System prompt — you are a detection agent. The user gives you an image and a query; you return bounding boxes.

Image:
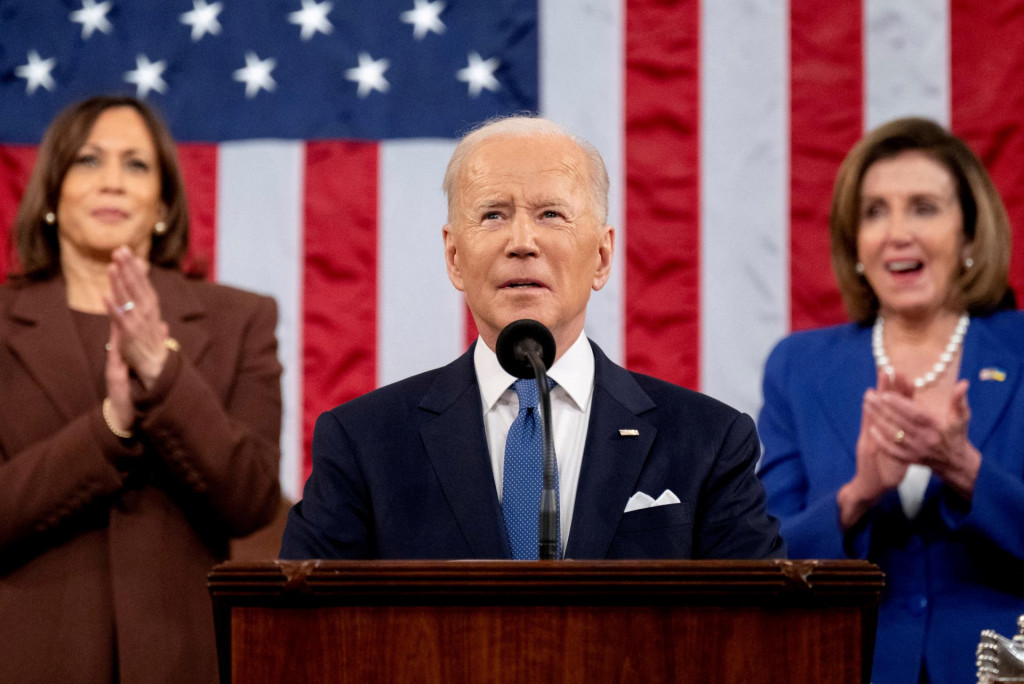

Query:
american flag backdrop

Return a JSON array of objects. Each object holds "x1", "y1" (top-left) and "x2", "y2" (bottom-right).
[{"x1": 1, "y1": 0, "x2": 1023, "y2": 501}]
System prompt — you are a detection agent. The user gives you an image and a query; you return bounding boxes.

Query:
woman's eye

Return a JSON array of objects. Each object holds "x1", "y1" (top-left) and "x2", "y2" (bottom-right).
[
  {"x1": 127, "y1": 158, "x2": 151, "y2": 172},
  {"x1": 74, "y1": 154, "x2": 100, "y2": 167},
  {"x1": 913, "y1": 201, "x2": 937, "y2": 216},
  {"x1": 862, "y1": 202, "x2": 884, "y2": 219}
]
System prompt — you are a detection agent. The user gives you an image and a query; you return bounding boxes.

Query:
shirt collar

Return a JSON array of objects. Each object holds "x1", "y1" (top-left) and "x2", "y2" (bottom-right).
[{"x1": 474, "y1": 330, "x2": 595, "y2": 413}]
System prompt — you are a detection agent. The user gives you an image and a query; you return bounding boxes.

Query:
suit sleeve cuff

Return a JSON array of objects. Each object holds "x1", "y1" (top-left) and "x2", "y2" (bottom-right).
[
  {"x1": 88, "y1": 406, "x2": 145, "y2": 466},
  {"x1": 131, "y1": 345, "x2": 182, "y2": 411}
]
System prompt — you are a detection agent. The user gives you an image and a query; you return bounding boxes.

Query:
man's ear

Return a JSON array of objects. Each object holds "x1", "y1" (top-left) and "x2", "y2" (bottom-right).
[
  {"x1": 443, "y1": 225, "x2": 465, "y2": 292},
  {"x1": 592, "y1": 225, "x2": 615, "y2": 291}
]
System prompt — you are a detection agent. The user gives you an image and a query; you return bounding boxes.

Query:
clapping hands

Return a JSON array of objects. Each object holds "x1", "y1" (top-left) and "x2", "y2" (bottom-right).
[
  {"x1": 102, "y1": 246, "x2": 171, "y2": 435},
  {"x1": 864, "y1": 371, "x2": 979, "y2": 500},
  {"x1": 839, "y1": 370, "x2": 980, "y2": 528}
]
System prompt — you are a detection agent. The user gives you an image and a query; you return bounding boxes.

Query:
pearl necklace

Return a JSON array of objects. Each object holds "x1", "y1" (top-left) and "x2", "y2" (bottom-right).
[{"x1": 872, "y1": 314, "x2": 970, "y2": 390}]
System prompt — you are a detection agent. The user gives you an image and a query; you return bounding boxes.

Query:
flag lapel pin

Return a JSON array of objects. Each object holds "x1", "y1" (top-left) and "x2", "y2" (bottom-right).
[{"x1": 979, "y1": 368, "x2": 1007, "y2": 382}]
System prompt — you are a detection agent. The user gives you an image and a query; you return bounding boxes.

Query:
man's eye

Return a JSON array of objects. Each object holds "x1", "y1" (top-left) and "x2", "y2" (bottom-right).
[
  {"x1": 542, "y1": 210, "x2": 561, "y2": 219},
  {"x1": 483, "y1": 212, "x2": 502, "y2": 220}
]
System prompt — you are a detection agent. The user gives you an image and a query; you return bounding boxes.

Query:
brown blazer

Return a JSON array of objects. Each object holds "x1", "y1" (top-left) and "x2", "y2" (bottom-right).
[{"x1": 0, "y1": 268, "x2": 282, "y2": 684}]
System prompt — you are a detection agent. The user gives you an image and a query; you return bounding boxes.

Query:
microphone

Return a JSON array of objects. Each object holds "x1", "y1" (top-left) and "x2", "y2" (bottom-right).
[
  {"x1": 495, "y1": 318, "x2": 556, "y2": 379},
  {"x1": 495, "y1": 319, "x2": 559, "y2": 560}
]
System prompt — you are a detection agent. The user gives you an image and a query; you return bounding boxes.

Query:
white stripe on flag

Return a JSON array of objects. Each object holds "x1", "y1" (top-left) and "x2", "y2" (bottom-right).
[
  {"x1": 378, "y1": 140, "x2": 463, "y2": 386},
  {"x1": 865, "y1": 0, "x2": 951, "y2": 128},
  {"x1": 540, "y1": 0, "x2": 625, "y2": 364},
  {"x1": 700, "y1": 0, "x2": 789, "y2": 417},
  {"x1": 216, "y1": 141, "x2": 305, "y2": 501}
]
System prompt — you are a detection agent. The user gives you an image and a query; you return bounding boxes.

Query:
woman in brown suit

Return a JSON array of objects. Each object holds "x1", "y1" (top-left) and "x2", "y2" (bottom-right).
[{"x1": 0, "y1": 96, "x2": 281, "y2": 683}]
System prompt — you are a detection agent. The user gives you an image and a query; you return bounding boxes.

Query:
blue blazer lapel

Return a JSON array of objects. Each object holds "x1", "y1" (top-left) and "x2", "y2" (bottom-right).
[
  {"x1": 961, "y1": 317, "x2": 1022, "y2": 452},
  {"x1": 564, "y1": 342, "x2": 656, "y2": 559},
  {"x1": 418, "y1": 346, "x2": 510, "y2": 559},
  {"x1": 813, "y1": 325, "x2": 876, "y2": 464}
]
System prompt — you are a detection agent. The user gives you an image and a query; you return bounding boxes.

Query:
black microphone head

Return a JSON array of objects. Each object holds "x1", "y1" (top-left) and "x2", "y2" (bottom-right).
[{"x1": 495, "y1": 319, "x2": 556, "y2": 379}]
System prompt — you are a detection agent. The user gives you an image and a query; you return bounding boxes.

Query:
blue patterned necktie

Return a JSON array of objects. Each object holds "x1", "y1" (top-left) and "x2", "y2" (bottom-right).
[{"x1": 502, "y1": 377, "x2": 560, "y2": 560}]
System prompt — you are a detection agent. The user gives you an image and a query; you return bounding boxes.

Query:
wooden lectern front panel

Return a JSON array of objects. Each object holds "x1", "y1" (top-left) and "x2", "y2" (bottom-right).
[
  {"x1": 210, "y1": 560, "x2": 882, "y2": 684},
  {"x1": 230, "y1": 603, "x2": 863, "y2": 683}
]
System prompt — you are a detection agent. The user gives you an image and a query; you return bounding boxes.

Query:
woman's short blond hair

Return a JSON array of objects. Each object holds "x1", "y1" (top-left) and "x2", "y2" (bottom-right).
[{"x1": 830, "y1": 117, "x2": 1013, "y2": 323}]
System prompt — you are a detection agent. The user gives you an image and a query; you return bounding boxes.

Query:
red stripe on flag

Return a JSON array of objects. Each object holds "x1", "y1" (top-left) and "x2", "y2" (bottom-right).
[
  {"x1": 302, "y1": 141, "x2": 379, "y2": 481},
  {"x1": 176, "y1": 144, "x2": 218, "y2": 279},
  {"x1": 789, "y1": 0, "x2": 863, "y2": 330},
  {"x1": 950, "y1": 1, "x2": 1024, "y2": 302},
  {"x1": 0, "y1": 146, "x2": 37, "y2": 280},
  {"x1": 624, "y1": 0, "x2": 701, "y2": 389},
  {"x1": 464, "y1": 304, "x2": 478, "y2": 350}
]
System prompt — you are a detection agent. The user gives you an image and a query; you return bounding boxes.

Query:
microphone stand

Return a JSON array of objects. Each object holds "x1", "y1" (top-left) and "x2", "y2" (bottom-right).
[
  {"x1": 524, "y1": 351, "x2": 558, "y2": 561},
  {"x1": 496, "y1": 318, "x2": 560, "y2": 561}
]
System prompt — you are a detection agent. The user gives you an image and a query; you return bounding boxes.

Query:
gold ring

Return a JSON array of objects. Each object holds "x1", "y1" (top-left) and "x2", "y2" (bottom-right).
[{"x1": 894, "y1": 429, "x2": 905, "y2": 445}]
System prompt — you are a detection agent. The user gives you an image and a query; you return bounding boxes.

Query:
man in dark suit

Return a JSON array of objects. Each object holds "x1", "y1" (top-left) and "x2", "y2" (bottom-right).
[{"x1": 280, "y1": 116, "x2": 783, "y2": 560}]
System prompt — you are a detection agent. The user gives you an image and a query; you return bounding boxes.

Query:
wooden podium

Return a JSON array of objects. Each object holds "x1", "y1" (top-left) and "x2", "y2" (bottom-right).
[{"x1": 208, "y1": 559, "x2": 882, "y2": 684}]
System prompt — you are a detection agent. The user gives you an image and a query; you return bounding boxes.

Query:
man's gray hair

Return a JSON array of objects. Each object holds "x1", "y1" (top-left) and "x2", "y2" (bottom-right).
[{"x1": 442, "y1": 115, "x2": 610, "y2": 224}]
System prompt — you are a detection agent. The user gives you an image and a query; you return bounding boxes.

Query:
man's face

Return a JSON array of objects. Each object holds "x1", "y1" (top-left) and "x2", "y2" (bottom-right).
[{"x1": 443, "y1": 134, "x2": 614, "y2": 356}]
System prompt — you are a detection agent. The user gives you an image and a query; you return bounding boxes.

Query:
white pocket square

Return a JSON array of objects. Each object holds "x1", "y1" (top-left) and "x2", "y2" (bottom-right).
[{"x1": 623, "y1": 489, "x2": 681, "y2": 513}]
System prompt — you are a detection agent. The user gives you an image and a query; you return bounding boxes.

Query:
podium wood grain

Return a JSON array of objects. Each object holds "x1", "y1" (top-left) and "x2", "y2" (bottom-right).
[{"x1": 208, "y1": 560, "x2": 882, "y2": 684}]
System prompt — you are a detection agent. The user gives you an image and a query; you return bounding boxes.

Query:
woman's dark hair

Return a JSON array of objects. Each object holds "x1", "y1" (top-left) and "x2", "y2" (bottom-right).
[{"x1": 11, "y1": 95, "x2": 190, "y2": 278}]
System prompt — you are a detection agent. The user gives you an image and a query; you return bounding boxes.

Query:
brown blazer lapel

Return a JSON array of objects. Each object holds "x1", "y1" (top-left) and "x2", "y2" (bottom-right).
[
  {"x1": 5, "y1": 270, "x2": 213, "y2": 423},
  {"x1": 149, "y1": 268, "x2": 211, "y2": 368},
  {"x1": 5, "y1": 277, "x2": 99, "y2": 421}
]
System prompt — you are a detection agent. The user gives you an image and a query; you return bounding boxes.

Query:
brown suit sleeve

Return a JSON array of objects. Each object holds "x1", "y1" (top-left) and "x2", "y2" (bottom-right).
[
  {"x1": 132, "y1": 293, "x2": 282, "y2": 537},
  {"x1": 0, "y1": 409, "x2": 141, "y2": 553}
]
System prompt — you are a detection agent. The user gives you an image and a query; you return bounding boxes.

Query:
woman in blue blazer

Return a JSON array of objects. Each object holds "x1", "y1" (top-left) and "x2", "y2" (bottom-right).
[{"x1": 758, "y1": 118, "x2": 1024, "y2": 684}]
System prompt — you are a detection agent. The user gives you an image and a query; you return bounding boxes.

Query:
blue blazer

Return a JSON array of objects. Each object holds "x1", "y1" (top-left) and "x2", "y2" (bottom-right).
[
  {"x1": 282, "y1": 340, "x2": 783, "y2": 561},
  {"x1": 758, "y1": 311, "x2": 1024, "y2": 684}
]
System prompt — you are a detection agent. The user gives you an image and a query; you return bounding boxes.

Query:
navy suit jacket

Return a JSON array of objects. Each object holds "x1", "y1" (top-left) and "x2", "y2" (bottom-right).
[
  {"x1": 758, "y1": 311, "x2": 1024, "y2": 684},
  {"x1": 282, "y1": 340, "x2": 783, "y2": 560}
]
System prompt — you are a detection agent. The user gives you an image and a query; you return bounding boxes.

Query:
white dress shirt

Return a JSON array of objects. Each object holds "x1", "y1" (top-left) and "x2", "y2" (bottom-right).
[
  {"x1": 474, "y1": 332, "x2": 595, "y2": 550},
  {"x1": 898, "y1": 464, "x2": 932, "y2": 519}
]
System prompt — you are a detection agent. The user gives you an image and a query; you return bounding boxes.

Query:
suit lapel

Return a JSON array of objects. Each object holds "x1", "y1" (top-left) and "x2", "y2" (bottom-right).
[
  {"x1": 805, "y1": 318, "x2": 1019, "y2": 507},
  {"x1": 813, "y1": 325, "x2": 876, "y2": 464},
  {"x1": 6, "y1": 277, "x2": 99, "y2": 420},
  {"x1": 418, "y1": 347, "x2": 510, "y2": 558},
  {"x1": 4, "y1": 270, "x2": 212, "y2": 424},
  {"x1": 563, "y1": 343, "x2": 657, "y2": 559},
  {"x1": 961, "y1": 317, "x2": 1021, "y2": 452},
  {"x1": 149, "y1": 268, "x2": 210, "y2": 368}
]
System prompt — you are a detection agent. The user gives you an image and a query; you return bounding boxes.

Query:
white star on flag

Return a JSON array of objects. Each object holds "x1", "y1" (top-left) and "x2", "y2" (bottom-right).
[
  {"x1": 69, "y1": 0, "x2": 113, "y2": 40},
  {"x1": 345, "y1": 52, "x2": 390, "y2": 98},
  {"x1": 14, "y1": 51, "x2": 57, "y2": 95},
  {"x1": 288, "y1": 0, "x2": 333, "y2": 41},
  {"x1": 124, "y1": 55, "x2": 168, "y2": 98},
  {"x1": 233, "y1": 52, "x2": 277, "y2": 98},
  {"x1": 456, "y1": 52, "x2": 500, "y2": 97},
  {"x1": 180, "y1": 0, "x2": 223, "y2": 42},
  {"x1": 400, "y1": 0, "x2": 446, "y2": 40}
]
